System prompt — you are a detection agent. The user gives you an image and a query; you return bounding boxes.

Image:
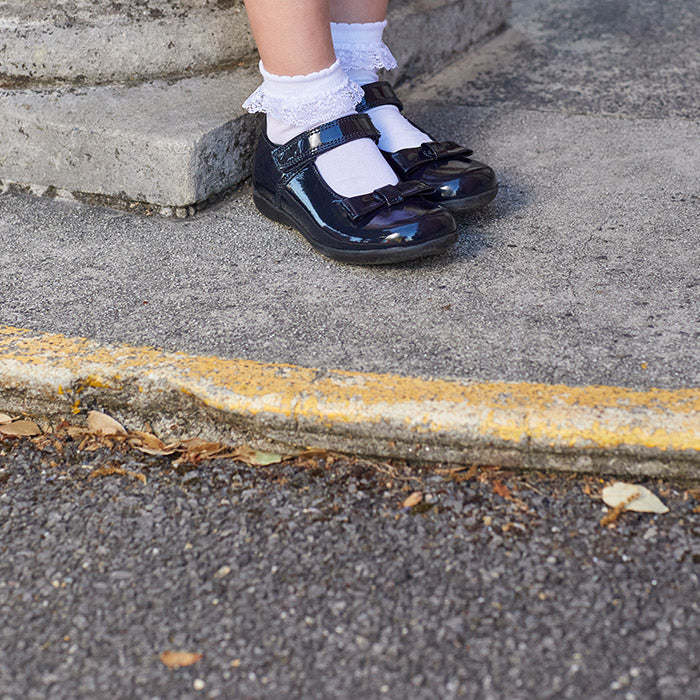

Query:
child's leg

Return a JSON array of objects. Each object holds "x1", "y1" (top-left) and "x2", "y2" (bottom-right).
[
  {"x1": 328, "y1": 0, "x2": 389, "y2": 22},
  {"x1": 328, "y1": 0, "x2": 499, "y2": 211},
  {"x1": 328, "y1": 1, "x2": 429, "y2": 152},
  {"x1": 240, "y1": 0, "x2": 458, "y2": 264},
  {"x1": 242, "y1": 0, "x2": 398, "y2": 198},
  {"x1": 243, "y1": 0, "x2": 335, "y2": 77}
]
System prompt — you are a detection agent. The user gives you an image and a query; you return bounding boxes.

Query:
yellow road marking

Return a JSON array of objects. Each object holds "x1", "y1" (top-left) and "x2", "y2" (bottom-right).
[{"x1": 1, "y1": 325, "x2": 698, "y2": 453}]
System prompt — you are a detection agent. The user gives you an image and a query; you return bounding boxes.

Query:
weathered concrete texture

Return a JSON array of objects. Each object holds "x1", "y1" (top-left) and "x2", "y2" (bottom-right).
[
  {"x1": 422, "y1": 0, "x2": 700, "y2": 120},
  {"x1": 0, "y1": 0, "x2": 510, "y2": 207},
  {"x1": 386, "y1": 0, "x2": 510, "y2": 83},
  {"x1": 0, "y1": 0, "x2": 509, "y2": 86},
  {"x1": 1, "y1": 327, "x2": 698, "y2": 478},
  {"x1": 0, "y1": 0, "x2": 255, "y2": 85},
  {"x1": 0, "y1": 68, "x2": 261, "y2": 208}
]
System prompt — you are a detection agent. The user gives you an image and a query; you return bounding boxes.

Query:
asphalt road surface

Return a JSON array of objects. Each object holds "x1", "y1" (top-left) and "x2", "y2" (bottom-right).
[{"x1": 1, "y1": 434, "x2": 698, "y2": 699}]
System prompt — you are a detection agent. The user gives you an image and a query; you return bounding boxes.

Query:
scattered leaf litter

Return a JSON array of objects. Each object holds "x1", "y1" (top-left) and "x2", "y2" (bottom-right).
[
  {"x1": 160, "y1": 651, "x2": 202, "y2": 668},
  {"x1": 402, "y1": 491, "x2": 423, "y2": 508},
  {"x1": 87, "y1": 411, "x2": 127, "y2": 436},
  {"x1": 602, "y1": 482, "x2": 669, "y2": 514},
  {"x1": 0, "y1": 419, "x2": 42, "y2": 436}
]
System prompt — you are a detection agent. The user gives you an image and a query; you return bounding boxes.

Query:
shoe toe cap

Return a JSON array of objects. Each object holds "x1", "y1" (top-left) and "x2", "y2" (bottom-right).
[
  {"x1": 365, "y1": 201, "x2": 456, "y2": 247},
  {"x1": 421, "y1": 159, "x2": 497, "y2": 202}
]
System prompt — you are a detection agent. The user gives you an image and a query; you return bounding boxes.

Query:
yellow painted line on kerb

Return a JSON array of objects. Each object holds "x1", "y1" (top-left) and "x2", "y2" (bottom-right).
[{"x1": 1, "y1": 325, "x2": 699, "y2": 454}]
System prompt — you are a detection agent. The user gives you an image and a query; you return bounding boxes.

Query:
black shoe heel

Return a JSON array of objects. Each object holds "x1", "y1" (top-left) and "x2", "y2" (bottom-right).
[{"x1": 253, "y1": 189, "x2": 295, "y2": 229}]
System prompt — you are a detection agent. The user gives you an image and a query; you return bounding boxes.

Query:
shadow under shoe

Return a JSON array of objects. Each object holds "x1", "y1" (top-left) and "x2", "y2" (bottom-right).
[{"x1": 251, "y1": 113, "x2": 457, "y2": 265}]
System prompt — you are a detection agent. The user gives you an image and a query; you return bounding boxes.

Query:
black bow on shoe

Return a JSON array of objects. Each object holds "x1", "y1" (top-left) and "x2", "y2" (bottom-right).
[
  {"x1": 388, "y1": 142, "x2": 474, "y2": 177},
  {"x1": 342, "y1": 180, "x2": 435, "y2": 221},
  {"x1": 356, "y1": 81, "x2": 498, "y2": 213}
]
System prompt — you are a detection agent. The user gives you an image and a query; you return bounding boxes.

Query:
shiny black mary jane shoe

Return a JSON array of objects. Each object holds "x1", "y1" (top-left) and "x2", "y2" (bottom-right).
[
  {"x1": 251, "y1": 113, "x2": 457, "y2": 265},
  {"x1": 357, "y1": 82, "x2": 499, "y2": 212}
]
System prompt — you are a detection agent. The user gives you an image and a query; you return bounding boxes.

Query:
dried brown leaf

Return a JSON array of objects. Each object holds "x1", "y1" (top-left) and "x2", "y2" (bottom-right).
[
  {"x1": 0, "y1": 413, "x2": 13, "y2": 425},
  {"x1": 0, "y1": 419, "x2": 42, "y2": 437},
  {"x1": 87, "y1": 411, "x2": 127, "y2": 436},
  {"x1": 66, "y1": 425, "x2": 90, "y2": 439},
  {"x1": 492, "y1": 479, "x2": 513, "y2": 500},
  {"x1": 600, "y1": 498, "x2": 633, "y2": 527},
  {"x1": 402, "y1": 491, "x2": 423, "y2": 508},
  {"x1": 602, "y1": 482, "x2": 669, "y2": 514},
  {"x1": 135, "y1": 444, "x2": 180, "y2": 456},
  {"x1": 129, "y1": 431, "x2": 180, "y2": 456},
  {"x1": 448, "y1": 464, "x2": 479, "y2": 483},
  {"x1": 180, "y1": 438, "x2": 226, "y2": 458},
  {"x1": 293, "y1": 448, "x2": 329, "y2": 460},
  {"x1": 436, "y1": 465, "x2": 468, "y2": 475},
  {"x1": 88, "y1": 465, "x2": 146, "y2": 484},
  {"x1": 231, "y1": 445, "x2": 287, "y2": 466},
  {"x1": 160, "y1": 651, "x2": 202, "y2": 669}
]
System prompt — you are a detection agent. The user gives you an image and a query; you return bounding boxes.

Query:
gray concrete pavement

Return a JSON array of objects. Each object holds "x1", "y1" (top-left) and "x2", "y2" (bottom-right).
[
  {"x1": 1, "y1": 107, "x2": 697, "y2": 390},
  {"x1": 1, "y1": 0, "x2": 699, "y2": 473},
  {"x1": 421, "y1": 0, "x2": 699, "y2": 120},
  {"x1": 0, "y1": 0, "x2": 254, "y2": 85}
]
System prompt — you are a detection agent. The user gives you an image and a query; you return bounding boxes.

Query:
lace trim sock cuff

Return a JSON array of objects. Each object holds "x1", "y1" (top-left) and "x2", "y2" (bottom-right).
[
  {"x1": 243, "y1": 59, "x2": 398, "y2": 198},
  {"x1": 330, "y1": 20, "x2": 398, "y2": 84},
  {"x1": 242, "y1": 59, "x2": 364, "y2": 128},
  {"x1": 331, "y1": 21, "x2": 429, "y2": 152}
]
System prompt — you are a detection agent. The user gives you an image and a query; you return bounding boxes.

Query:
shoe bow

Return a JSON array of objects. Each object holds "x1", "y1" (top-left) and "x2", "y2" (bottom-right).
[
  {"x1": 390, "y1": 141, "x2": 474, "y2": 176},
  {"x1": 342, "y1": 180, "x2": 435, "y2": 221}
]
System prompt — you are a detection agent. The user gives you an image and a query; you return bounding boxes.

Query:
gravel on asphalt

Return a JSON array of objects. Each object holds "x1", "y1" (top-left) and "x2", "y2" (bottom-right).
[{"x1": 1, "y1": 430, "x2": 698, "y2": 699}]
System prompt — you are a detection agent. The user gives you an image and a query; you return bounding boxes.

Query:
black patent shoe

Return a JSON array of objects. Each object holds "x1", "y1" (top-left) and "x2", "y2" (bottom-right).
[
  {"x1": 251, "y1": 113, "x2": 457, "y2": 265},
  {"x1": 357, "y1": 82, "x2": 499, "y2": 212}
]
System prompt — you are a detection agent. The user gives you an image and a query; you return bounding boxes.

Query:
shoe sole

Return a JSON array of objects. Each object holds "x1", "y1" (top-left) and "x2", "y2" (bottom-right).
[
  {"x1": 436, "y1": 185, "x2": 499, "y2": 213},
  {"x1": 253, "y1": 189, "x2": 457, "y2": 265}
]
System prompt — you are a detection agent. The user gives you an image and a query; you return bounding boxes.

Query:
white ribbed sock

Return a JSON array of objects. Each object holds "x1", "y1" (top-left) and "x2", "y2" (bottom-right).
[
  {"x1": 331, "y1": 21, "x2": 429, "y2": 153},
  {"x1": 243, "y1": 60, "x2": 398, "y2": 198}
]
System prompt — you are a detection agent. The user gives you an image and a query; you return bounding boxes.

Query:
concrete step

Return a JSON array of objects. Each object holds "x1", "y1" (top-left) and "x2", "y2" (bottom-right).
[
  {"x1": 387, "y1": 0, "x2": 512, "y2": 83},
  {"x1": 0, "y1": 0, "x2": 510, "y2": 209},
  {"x1": 0, "y1": 0, "x2": 255, "y2": 85},
  {"x1": 1, "y1": 68, "x2": 261, "y2": 211}
]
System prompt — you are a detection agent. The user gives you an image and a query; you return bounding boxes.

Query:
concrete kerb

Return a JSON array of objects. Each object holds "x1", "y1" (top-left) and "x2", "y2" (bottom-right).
[{"x1": 1, "y1": 326, "x2": 698, "y2": 479}]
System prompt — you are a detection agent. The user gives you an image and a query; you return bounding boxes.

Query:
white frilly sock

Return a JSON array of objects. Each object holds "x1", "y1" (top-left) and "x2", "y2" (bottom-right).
[
  {"x1": 243, "y1": 60, "x2": 398, "y2": 198},
  {"x1": 331, "y1": 20, "x2": 429, "y2": 153}
]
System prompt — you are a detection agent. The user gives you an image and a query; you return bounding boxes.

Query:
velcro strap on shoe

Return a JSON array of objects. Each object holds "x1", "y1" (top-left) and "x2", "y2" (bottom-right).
[
  {"x1": 385, "y1": 141, "x2": 473, "y2": 176},
  {"x1": 342, "y1": 180, "x2": 434, "y2": 221},
  {"x1": 356, "y1": 81, "x2": 404, "y2": 113},
  {"x1": 272, "y1": 114, "x2": 380, "y2": 174}
]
